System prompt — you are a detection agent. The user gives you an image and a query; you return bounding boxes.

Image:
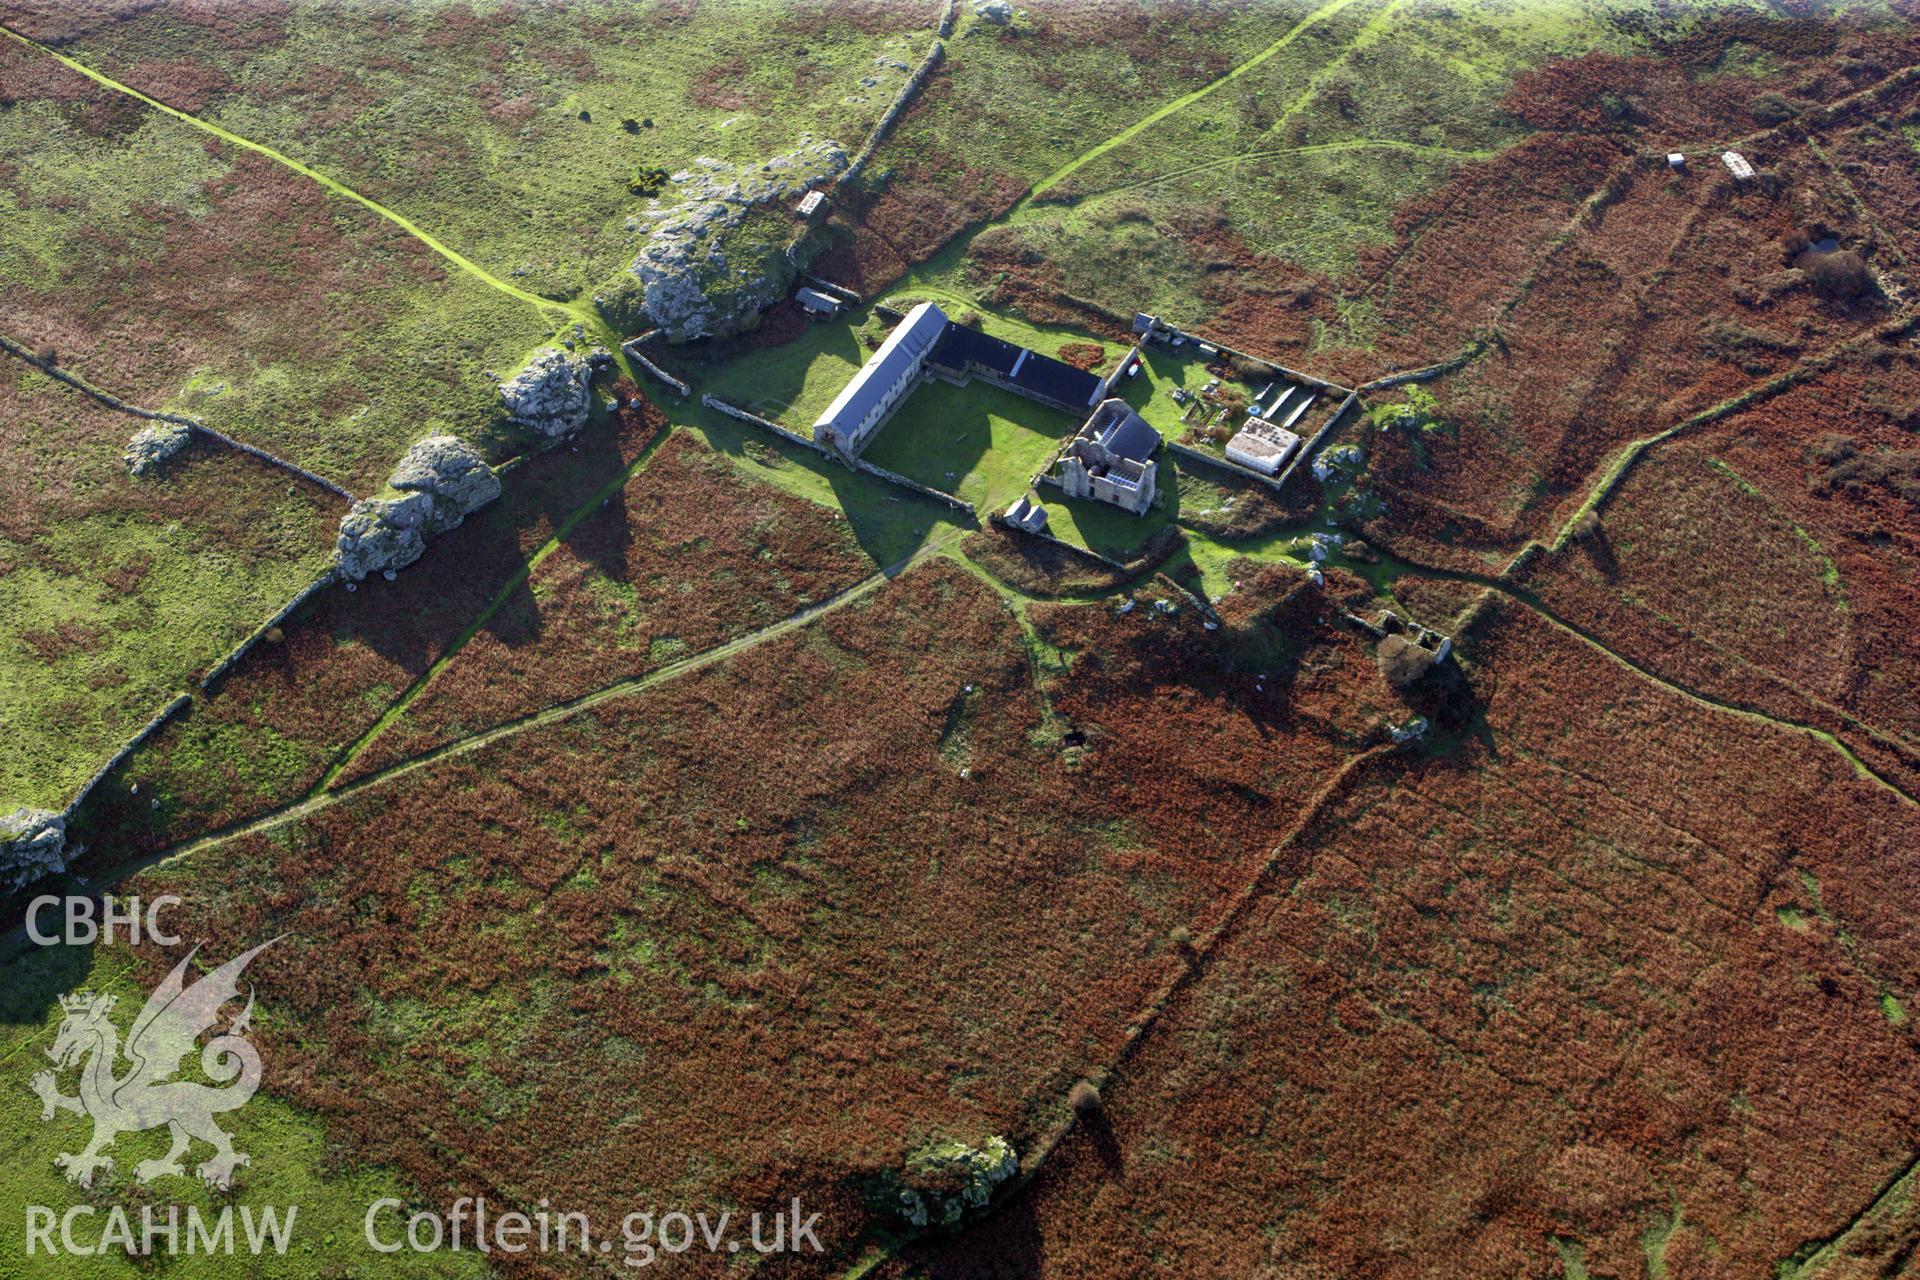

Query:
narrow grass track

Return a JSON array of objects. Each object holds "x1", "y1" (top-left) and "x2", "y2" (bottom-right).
[
  {"x1": 0, "y1": 21, "x2": 569, "y2": 323},
  {"x1": 1024, "y1": 0, "x2": 1373, "y2": 203}
]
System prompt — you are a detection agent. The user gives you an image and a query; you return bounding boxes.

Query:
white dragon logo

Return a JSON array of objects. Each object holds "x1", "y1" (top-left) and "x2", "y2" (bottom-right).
[{"x1": 30, "y1": 940, "x2": 277, "y2": 1190}]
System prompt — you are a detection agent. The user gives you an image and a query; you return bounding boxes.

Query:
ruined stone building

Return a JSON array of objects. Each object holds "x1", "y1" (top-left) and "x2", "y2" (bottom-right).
[{"x1": 1058, "y1": 398, "x2": 1160, "y2": 515}]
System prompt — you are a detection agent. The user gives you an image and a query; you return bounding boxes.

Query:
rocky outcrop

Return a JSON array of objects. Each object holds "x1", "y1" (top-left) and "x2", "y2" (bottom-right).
[
  {"x1": 1, "y1": 808, "x2": 67, "y2": 893},
  {"x1": 622, "y1": 141, "x2": 848, "y2": 342},
  {"x1": 335, "y1": 435, "x2": 506, "y2": 582},
  {"x1": 388, "y1": 436, "x2": 501, "y2": 534},
  {"x1": 123, "y1": 421, "x2": 194, "y2": 476},
  {"x1": 500, "y1": 347, "x2": 600, "y2": 439},
  {"x1": 886, "y1": 1136, "x2": 1018, "y2": 1229},
  {"x1": 1312, "y1": 441, "x2": 1366, "y2": 482},
  {"x1": 974, "y1": 0, "x2": 1013, "y2": 22},
  {"x1": 336, "y1": 491, "x2": 433, "y2": 582}
]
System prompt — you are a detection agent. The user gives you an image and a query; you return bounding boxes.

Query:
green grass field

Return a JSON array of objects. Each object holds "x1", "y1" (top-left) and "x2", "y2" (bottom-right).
[
  {"x1": 697, "y1": 286, "x2": 1140, "y2": 526},
  {"x1": 891, "y1": 0, "x2": 1824, "y2": 336},
  {"x1": 691, "y1": 282, "x2": 1356, "y2": 589},
  {"x1": 864, "y1": 375, "x2": 1075, "y2": 511},
  {"x1": 18, "y1": 1, "x2": 1905, "y2": 1271},
  {"x1": 0, "y1": 944, "x2": 488, "y2": 1279},
  {"x1": 1119, "y1": 346, "x2": 1232, "y2": 439},
  {"x1": 42, "y1": 0, "x2": 945, "y2": 304}
]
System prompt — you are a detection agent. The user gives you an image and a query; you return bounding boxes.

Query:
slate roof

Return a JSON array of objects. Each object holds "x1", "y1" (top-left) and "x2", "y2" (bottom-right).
[
  {"x1": 794, "y1": 286, "x2": 840, "y2": 313},
  {"x1": 930, "y1": 321, "x2": 1020, "y2": 377},
  {"x1": 929, "y1": 323, "x2": 1102, "y2": 410},
  {"x1": 1014, "y1": 350, "x2": 1102, "y2": 409},
  {"x1": 1088, "y1": 398, "x2": 1160, "y2": 463},
  {"x1": 812, "y1": 301, "x2": 946, "y2": 436}
]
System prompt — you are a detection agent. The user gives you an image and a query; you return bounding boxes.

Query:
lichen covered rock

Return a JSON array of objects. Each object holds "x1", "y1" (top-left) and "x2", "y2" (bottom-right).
[
  {"x1": 887, "y1": 1136, "x2": 1019, "y2": 1229},
  {"x1": 388, "y1": 435, "x2": 501, "y2": 534},
  {"x1": 620, "y1": 141, "x2": 847, "y2": 342},
  {"x1": 1, "y1": 807, "x2": 67, "y2": 893},
  {"x1": 1312, "y1": 442, "x2": 1367, "y2": 483},
  {"x1": 336, "y1": 490, "x2": 434, "y2": 582},
  {"x1": 123, "y1": 421, "x2": 194, "y2": 476},
  {"x1": 500, "y1": 348, "x2": 596, "y2": 439}
]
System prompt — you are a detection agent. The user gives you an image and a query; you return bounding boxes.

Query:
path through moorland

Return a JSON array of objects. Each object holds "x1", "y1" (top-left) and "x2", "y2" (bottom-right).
[
  {"x1": 10, "y1": 0, "x2": 1919, "y2": 934},
  {"x1": 1021, "y1": 0, "x2": 1374, "y2": 204},
  {"x1": 0, "y1": 22, "x2": 567, "y2": 323}
]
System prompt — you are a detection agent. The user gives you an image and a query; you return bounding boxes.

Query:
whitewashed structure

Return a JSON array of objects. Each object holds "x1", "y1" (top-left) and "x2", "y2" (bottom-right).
[{"x1": 1224, "y1": 419, "x2": 1301, "y2": 475}]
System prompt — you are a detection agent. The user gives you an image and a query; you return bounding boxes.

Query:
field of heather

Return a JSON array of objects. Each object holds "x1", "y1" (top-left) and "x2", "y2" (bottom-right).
[
  {"x1": 82, "y1": 558, "x2": 1396, "y2": 1271},
  {"x1": 338, "y1": 431, "x2": 877, "y2": 780},
  {"x1": 903, "y1": 602, "x2": 1920, "y2": 1280},
  {"x1": 1515, "y1": 347, "x2": 1920, "y2": 796}
]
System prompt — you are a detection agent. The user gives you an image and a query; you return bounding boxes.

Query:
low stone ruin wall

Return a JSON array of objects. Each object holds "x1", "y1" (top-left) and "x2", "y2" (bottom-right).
[
  {"x1": 702, "y1": 394, "x2": 827, "y2": 455},
  {"x1": 1137, "y1": 320, "x2": 1350, "y2": 396},
  {"x1": 1359, "y1": 340, "x2": 1488, "y2": 393},
  {"x1": 0, "y1": 334, "x2": 355, "y2": 502},
  {"x1": 993, "y1": 504, "x2": 1134, "y2": 573},
  {"x1": 200, "y1": 568, "x2": 338, "y2": 691},
  {"x1": 843, "y1": 37, "x2": 946, "y2": 186},
  {"x1": 621, "y1": 336, "x2": 691, "y2": 396},
  {"x1": 62, "y1": 693, "x2": 191, "y2": 822},
  {"x1": 1274, "y1": 390, "x2": 1358, "y2": 490},
  {"x1": 1167, "y1": 440, "x2": 1288, "y2": 494}
]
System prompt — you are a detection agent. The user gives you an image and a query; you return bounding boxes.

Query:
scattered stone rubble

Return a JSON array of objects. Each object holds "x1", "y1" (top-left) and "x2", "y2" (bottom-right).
[
  {"x1": 123, "y1": 421, "x2": 194, "y2": 476},
  {"x1": 335, "y1": 436, "x2": 503, "y2": 582},
  {"x1": 974, "y1": 0, "x2": 1014, "y2": 22},
  {"x1": 499, "y1": 346, "x2": 607, "y2": 439},
  {"x1": 626, "y1": 140, "x2": 848, "y2": 342},
  {"x1": 1306, "y1": 530, "x2": 1345, "y2": 562},
  {"x1": 1, "y1": 807, "x2": 67, "y2": 893}
]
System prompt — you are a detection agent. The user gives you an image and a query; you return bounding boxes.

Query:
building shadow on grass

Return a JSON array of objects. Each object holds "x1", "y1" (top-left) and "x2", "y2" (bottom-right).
[
  {"x1": 825, "y1": 464, "x2": 974, "y2": 571},
  {"x1": 685, "y1": 412, "x2": 965, "y2": 570},
  {"x1": 1045, "y1": 453, "x2": 1182, "y2": 565},
  {"x1": 862, "y1": 377, "x2": 1079, "y2": 510}
]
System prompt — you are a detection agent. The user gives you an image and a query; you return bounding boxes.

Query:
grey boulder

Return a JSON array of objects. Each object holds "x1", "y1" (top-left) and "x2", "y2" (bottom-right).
[
  {"x1": 1, "y1": 808, "x2": 68, "y2": 893},
  {"x1": 388, "y1": 435, "x2": 501, "y2": 534},
  {"x1": 500, "y1": 348, "x2": 595, "y2": 439},
  {"x1": 336, "y1": 490, "x2": 434, "y2": 582},
  {"x1": 124, "y1": 421, "x2": 194, "y2": 476}
]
